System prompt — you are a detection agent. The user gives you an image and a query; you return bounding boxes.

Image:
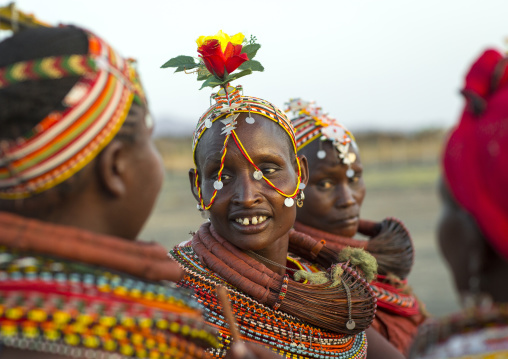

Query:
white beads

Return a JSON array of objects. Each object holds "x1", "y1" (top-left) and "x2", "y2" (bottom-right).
[
  {"x1": 205, "y1": 118, "x2": 212, "y2": 128},
  {"x1": 284, "y1": 198, "x2": 295, "y2": 207}
]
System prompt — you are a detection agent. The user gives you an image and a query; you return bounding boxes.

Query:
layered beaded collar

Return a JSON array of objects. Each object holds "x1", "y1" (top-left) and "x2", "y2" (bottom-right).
[{"x1": 0, "y1": 212, "x2": 219, "y2": 358}]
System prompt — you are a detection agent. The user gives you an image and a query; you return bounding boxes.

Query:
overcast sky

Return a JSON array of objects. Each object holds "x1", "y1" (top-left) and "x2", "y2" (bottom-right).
[{"x1": 6, "y1": 0, "x2": 508, "y2": 134}]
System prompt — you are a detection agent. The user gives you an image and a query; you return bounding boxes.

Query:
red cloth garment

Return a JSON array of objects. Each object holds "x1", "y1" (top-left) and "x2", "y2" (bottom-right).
[{"x1": 443, "y1": 49, "x2": 508, "y2": 260}]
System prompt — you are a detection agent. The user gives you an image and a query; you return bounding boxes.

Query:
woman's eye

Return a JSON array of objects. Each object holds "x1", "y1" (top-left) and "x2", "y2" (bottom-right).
[
  {"x1": 263, "y1": 168, "x2": 276, "y2": 175},
  {"x1": 349, "y1": 173, "x2": 362, "y2": 184},
  {"x1": 317, "y1": 180, "x2": 334, "y2": 190}
]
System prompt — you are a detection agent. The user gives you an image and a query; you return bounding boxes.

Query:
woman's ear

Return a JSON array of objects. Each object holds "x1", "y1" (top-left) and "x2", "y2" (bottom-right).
[
  {"x1": 188, "y1": 168, "x2": 200, "y2": 203},
  {"x1": 298, "y1": 154, "x2": 309, "y2": 187},
  {"x1": 96, "y1": 141, "x2": 128, "y2": 198}
]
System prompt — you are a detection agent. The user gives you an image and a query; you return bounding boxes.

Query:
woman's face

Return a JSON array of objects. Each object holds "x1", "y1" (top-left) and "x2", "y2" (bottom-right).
[
  {"x1": 121, "y1": 104, "x2": 164, "y2": 239},
  {"x1": 193, "y1": 113, "x2": 307, "y2": 251},
  {"x1": 296, "y1": 140, "x2": 365, "y2": 237}
]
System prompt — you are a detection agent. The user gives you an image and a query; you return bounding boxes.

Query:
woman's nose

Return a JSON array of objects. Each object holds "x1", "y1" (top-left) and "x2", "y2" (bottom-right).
[
  {"x1": 232, "y1": 171, "x2": 263, "y2": 207},
  {"x1": 334, "y1": 183, "x2": 356, "y2": 208}
]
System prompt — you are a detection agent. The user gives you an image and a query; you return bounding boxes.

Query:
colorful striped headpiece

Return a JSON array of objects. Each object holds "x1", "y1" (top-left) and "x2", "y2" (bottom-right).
[
  {"x1": 192, "y1": 86, "x2": 304, "y2": 211},
  {"x1": 287, "y1": 99, "x2": 358, "y2": 177},
  {"x1": 0, "y1": 29, "x2": 146, "y2": 200},
  {"x1": 192, "y1": 86, "x2": 296, "y2": 162},
  {"x1": 286, "y1": 98, "x2": 355, "y2": 151}
]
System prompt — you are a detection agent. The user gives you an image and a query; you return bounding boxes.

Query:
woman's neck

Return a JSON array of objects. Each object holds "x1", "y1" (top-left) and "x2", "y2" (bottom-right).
[{"x1": 247, "y1": 232, "x2": 290, "y2": 275}]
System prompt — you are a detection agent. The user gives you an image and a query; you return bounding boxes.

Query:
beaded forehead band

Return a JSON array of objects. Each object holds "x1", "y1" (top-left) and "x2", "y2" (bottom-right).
[
  {"x1": 287, "y1": 98, "x2": 358, "y2": 178},
  {"x1": 0, "y1": 29, "x2": 147, "y2": 200},
  {"x1": 162, "y1": 31, "x2": 304, "y2": 214}
]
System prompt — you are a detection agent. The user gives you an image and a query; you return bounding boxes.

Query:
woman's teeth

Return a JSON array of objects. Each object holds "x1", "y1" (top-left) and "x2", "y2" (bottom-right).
[{"x1": 235, "y1": 216, "x2": 268, "y2": 226}]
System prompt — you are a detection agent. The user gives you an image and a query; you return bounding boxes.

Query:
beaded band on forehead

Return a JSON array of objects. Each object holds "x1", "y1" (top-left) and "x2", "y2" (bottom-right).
[
  {"x1": 287, "y1": 98, "x2": 358, "y2": 178},
  {"x1": 0, "y1": 29, "x2": 147, "y2": 200},
  {"x1": 192, "y1": 87, "x2": 304, "y2": 212}
]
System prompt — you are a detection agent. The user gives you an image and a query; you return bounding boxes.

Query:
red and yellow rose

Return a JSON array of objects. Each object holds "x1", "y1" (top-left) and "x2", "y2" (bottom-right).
[{"x1": 196, "y1": 30, "x2": 249, "y2": 79}]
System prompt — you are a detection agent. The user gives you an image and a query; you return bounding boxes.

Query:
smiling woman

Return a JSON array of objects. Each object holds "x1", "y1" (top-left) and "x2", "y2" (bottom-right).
[{"x1": 164, "y1": 31, "x2": 390, "y2": 359}]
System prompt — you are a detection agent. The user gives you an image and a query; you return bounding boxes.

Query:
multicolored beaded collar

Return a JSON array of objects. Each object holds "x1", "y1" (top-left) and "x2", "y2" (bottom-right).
[
  {"x1": 287, "y1": 98, "x2": 358, "y2": 178},
  {"x1": 0, "y1": 28, "x2": 147, "y2": 200},
  {"x1": 170, "y1": 243, "x2": 369, "y2": 359},
  {"x1": 162, "y1": 31, "x2": 305, "y2": 214},
  {"x1": 0, "y1": 248, "x2": 218, "y2": 358}
]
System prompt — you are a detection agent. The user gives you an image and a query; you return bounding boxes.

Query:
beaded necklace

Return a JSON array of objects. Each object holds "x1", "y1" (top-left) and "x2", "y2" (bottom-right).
[
  {"x1": 169, "y1": 229, "x2": 370, "y2": 359},
  {"x1": 0, "y1": 212, "x2": 219, "y2": 359},
  {"x1": 0, "y1": 247, "x2": 218, "y2": 358}
]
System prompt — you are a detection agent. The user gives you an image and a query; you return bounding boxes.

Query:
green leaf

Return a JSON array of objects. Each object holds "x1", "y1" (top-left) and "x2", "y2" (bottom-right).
[
  {"x1": 199, "y1": 75, "x2": 224, "y2": 90},
  {"x1": 241, "y1": 44, "x2": 261, "y2": 60},
  {"x1": 160, "y1": 55, "x2": 198, "y2": 70},
  {"x1": 238, "y1": 60, "x2": 264, "y2": 72},
  {"x1": 197, "y1": 68, "x2": 212, "y2": 81},
  {"x1": 224, "y1": 69, "x2": 253, "y2": 83}
]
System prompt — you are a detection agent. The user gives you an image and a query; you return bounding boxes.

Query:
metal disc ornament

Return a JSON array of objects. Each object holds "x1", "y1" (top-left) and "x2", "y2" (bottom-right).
[
  {"x1": 317, "y1": 150, "x2": 326, "y2": 159},
  {"x1": 346, "y1": 320, "x2": 356, "y2": 330},
  {"x1": 299, "y1": 183, "x2": 306, "y2": 190},
  {"x1": 213, "y1": 180, "x2": 223, "y2": 190},
  {"x1": 284, "y1": 197, "x2": 295, "y2": 207},
  {"x1": 201, "y1": 210, "x2": 210, "y2": 219},
  {"x1": 205, "y1": 118, "x2": 213, "y2": 128},
  {"x1": 253, "y1": 170, "x2": 263, "y2": 180},
  {"x1": 246, "y1": 116, "x2": 255, "y2": 124},
  {"x1": 346, "y1": 168, "x2": 355, "y2": 178}
]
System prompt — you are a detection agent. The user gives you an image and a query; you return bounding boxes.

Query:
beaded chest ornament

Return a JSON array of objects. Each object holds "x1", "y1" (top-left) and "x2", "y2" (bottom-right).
[{"x1": 162, "y1": 31, "x2": 306, "y2": 217}]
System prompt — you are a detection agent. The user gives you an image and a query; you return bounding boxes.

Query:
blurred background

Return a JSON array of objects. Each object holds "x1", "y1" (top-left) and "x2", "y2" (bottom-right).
[{"x1": 4, "y1": 0, "x2": 508, "y2": 318}]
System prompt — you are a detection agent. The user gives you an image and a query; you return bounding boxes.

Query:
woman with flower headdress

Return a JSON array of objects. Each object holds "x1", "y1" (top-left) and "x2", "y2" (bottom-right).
[
  {"x1": 164, "y1": 31, "x2": 405, "y2": 359},
  {"x1": 409, "y1": 48, "x2": 508, "y2": 358},
  {"x1": 0, "y1": 7, "x2": 219, "y2": 359},
  {"x1": 287, "y1": 100, "x2": 426, "y2": 355}
]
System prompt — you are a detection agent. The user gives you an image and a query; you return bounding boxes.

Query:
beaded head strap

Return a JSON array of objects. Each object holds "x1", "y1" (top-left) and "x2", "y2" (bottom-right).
[
  {"x1": 162, "y1": 31, "x2": 304, "y2": 214},
  {"x1": 0, "y1": 28, "x2": 147, "y2": 200},
  {"x1": 287, "y1": 98, "x2": 358, "y2": 178}
]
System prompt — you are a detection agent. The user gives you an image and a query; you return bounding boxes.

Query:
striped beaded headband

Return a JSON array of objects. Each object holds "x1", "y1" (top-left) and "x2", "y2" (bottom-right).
[
  {"x1": 287, "y1": 98, "x2": 358, "y2": 178},
  {"x1": 192, "y1": 87, "x2": 303, "y2": 211},
  {"x1": 0, "y1": 29, "x2": 147, "y2": 200}
]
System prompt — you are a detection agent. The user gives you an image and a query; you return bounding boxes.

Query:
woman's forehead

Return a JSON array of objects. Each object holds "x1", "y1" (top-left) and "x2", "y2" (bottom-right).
[{"x1": 195, "y1": 113, "x2": 293, "y2": 165}]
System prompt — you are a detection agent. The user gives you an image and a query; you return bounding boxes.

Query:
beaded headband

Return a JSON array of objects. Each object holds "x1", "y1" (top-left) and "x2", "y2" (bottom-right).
[
  {"x1": 287, "y1": 98, "x2": 358, "y2": 178},
  {"x1": 0, "y1": 29, "x2": 147, "y2": 200},
  {"x1": 162, "y1": 31, "x2": 304, "y2": 213}
]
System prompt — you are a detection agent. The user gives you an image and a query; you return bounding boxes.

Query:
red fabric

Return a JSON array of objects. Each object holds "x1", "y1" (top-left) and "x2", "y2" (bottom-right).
[
  {"x1": 443, "y1": 49, "x2": 508, "y2": 260},
  {"x1": 197, "y1": 39, "x2": 248, "y2": 78},
  {"x1": 371, "y1": 309, "x2": 425, "y2": 356}
]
